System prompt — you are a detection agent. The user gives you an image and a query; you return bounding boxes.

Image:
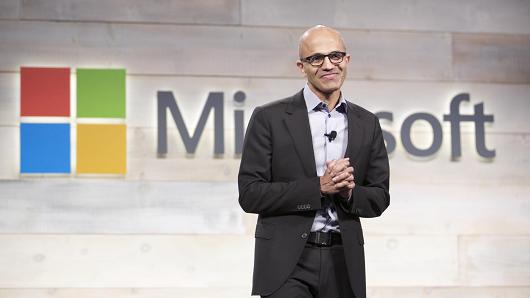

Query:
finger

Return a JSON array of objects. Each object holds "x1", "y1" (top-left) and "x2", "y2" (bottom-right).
[
  {"x1": 341, "y1": 167, "x2": 354, "y2": 174},
  {"x1": 337, "y1": 181, "x2": 355, "y2": 191},
  {"x1": 330, "y1": 163, "x2": 346, "y2": 176},
  {"x1": 333, "y1": 169, "x2": 354, "y2": 182},
  {"x1": 335, "y1": 159, "x2": 350, "y2": 172},
  {"x1": 334, "y1": 179, "x2": 352, "y2": 189},
  {"x1": 324, "y1": 161, "x2": 335, "y2": 176},
  {"x1": 335, "y1": 158, "x2": 349, "y2": 166},
  {"x1": 345, "y1": 178, "x2": 355, "y2": 186},
  {"x1": 347, "y1": 181, "x2": 356, "y2": 189},
  {"x1": 331, "y1": 172, "x2": 343, "y2": 182},
  {"x1": 332, "y1": 162, "x2": 345, "y2": 177},
  {"x1": 335, "y1": 184, "x2": 351, "y2": 192},
  {"x1": 326, "y1": 159, "x2": 337, "y2": 173},
  {"x1": 332, "y1": 171, "x2": 350, "y2": 183}
]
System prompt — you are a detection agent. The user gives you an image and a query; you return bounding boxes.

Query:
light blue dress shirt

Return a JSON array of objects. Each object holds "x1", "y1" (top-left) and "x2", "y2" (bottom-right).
[{"x1": 303, "y1": 85, "x2": 349, "y2": 233}]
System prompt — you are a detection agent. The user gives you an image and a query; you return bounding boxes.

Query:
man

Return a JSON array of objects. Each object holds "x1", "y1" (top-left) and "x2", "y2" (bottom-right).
[{"x1": 238, "y1": 25, "x2": 390, "y2": 298}]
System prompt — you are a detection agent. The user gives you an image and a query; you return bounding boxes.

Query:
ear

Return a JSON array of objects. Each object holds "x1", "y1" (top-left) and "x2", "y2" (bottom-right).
[
  {"x1": 296, "y1": 60, "x2": 307, "y2": 76},
  {"x1": 344, "y1": 54, "x2": 351, "y2": 64}
]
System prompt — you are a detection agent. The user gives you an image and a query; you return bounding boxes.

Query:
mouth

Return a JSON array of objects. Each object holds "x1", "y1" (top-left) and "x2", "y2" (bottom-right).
[{"x1": 320, "y1": 73, "x2": 339, "y2": 80}]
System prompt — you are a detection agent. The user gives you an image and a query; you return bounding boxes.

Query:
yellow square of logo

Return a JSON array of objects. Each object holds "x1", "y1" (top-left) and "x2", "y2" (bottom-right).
[{"x1": 77, "y1": 124, "x2": 126, "y2": 174}]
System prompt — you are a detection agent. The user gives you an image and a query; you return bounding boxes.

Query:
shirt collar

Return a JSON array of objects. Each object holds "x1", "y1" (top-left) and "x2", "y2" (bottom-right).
[{"x1": 303, "y1": 84, "x2": 347, "y2": 114}]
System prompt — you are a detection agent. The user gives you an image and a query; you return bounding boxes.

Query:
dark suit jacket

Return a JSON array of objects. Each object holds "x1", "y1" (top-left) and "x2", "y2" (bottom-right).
[{"x1": 238, "y1": 89, "x2": 390, "y2": 298}]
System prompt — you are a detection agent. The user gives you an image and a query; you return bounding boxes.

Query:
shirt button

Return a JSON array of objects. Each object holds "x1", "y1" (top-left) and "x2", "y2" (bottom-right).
[
  {"x1": 301, "y1": 232, "x2": 308, "y2": 239},
  {"x1": 328, "y1": 114, "x2": 331, "y2": 118}
]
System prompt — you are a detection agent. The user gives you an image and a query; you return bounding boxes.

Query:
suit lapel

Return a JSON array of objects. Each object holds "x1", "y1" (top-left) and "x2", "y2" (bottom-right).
[
  {"x1": 284, "y1": 91, "x2": 317, "y2": 177},
  {"x1": 344, "y1": 102, "x2": 364, "y2": 161}
]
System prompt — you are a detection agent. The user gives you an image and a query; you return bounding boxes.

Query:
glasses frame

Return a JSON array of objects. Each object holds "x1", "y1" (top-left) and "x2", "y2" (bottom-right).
[{"x1": 301, "y1": 51, "x2": 347, "y2": 67}]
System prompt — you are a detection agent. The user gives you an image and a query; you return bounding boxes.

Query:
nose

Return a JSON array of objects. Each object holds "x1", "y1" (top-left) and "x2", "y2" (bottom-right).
[{"x1": 321, "y1": 56, "x2": 334, "y2": 70}]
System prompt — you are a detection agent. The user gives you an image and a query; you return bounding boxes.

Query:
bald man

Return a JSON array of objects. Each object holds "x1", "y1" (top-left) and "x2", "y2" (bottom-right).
[{"x1": 238, "y1": 25, "x2": 390, "y2": 298}]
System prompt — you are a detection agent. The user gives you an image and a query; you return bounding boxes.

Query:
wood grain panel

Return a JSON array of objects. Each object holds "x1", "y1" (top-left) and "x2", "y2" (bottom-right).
[
  {"x1": 1, "y1": 286, "x2": 528, "y2": 298},
  {"x1": 0, "y1": 235, "x2": 472, "y2": 287},
  {"x1": 242, "y1": 0, "x2": 530, "y2": 34},
  {"x1": 369, "y1": 287, "x2": 530, "y2": 298},
  {"x1": 0, "y1": 73, "x2": 19, "y2": 126},
  {"x1": 0, "y1": 173, "x2": 528, "y2": 235},
  {"x1": 0, "y1": 21, "x2": 454, "y2": 81},
  {"x1": 0, "y1": 21, "x2": 303, "y2": 77},
  {"x1": 387, "y1": 133, "x2": 530, "y2": 185},
  {"x1": 0, "y1": 0, "x2": 19, "y2": 19},
  {"x1": 365, "y1": 235, "x2": 459, "y2": 286},
  {"x1": 347, "y1": 31, "x2": 452, "y2": 81},
  {"x1": 20, "y1": 0, "x2": 240, "y2": 25},
  {"x1": 0, "y1": 180, "x2": 242, "y2": 234},
  {"x1": 128, "y1": 155, "x2": 242, "y2": 182},
  {"x1": 454, "y1": 33, "x2": 530, "y2": 84},
  {"x1": 369, "y1": 287, "x2": 424, "y2": 298},
  {"x1": 0, "y1": 235, "x2": 253, "y2": 287},
  {"x1": 460, "y1": 236, "x2": 530, "y2": 286},
  {"x1": 362, "y1": 183, "x2": 530, "y2": 236},
  {"x1": 0, "y1": 127, "x2": 18, "y2": 179},
  {"x1": 424, "y1": 287, "x2": 530, "y2": 298},
  {"x1": 0, "y1": 288, "x2": 252, "y2": 298}
]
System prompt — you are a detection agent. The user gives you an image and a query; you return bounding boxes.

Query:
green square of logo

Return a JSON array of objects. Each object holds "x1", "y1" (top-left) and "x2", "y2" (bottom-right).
[{"x1": 77, "y1": 69, "x2": 125, "y2": 118}]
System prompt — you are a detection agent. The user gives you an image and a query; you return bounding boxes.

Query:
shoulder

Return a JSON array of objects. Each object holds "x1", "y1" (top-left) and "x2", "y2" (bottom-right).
[
  {"x1": 346, "y1": 101, "x2": 378, "y2": 122},
  {"x1": 346, "y1": 100, "x2": 383, "y2": 140},
  {"x1": 252, "y1": 90, "x2": 303, "y2": 117},
  {"x1": 257, "y1": 97, "x2": 291, "y2": 112}
]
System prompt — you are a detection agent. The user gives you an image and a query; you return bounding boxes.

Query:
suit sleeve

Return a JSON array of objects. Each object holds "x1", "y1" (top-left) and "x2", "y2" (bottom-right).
[
  {"x1": 339, "y1": 116, "x2": 390, "y2": 218},
  {"x1": 238, "y1": 107, "x2": 322, "y2": 216}
]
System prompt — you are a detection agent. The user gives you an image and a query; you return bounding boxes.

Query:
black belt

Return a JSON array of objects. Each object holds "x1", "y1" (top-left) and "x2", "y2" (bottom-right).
[{"x1": 307, "y1": 231, "x2": 342, "y2": 246}]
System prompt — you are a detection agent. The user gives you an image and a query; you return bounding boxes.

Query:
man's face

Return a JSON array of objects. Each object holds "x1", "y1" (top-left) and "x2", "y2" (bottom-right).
[{"x1": 297, "y1": 30, "x2": 350, "y2": 99}]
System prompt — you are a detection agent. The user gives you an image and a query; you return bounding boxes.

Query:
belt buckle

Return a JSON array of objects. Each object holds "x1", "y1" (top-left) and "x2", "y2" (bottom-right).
[{"x1": 315, "y1": 232, "x2": 332, "y2": 246}]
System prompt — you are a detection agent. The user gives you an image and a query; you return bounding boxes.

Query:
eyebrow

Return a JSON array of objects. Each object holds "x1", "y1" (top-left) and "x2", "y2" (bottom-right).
[{"x1": 302, "y1": 51, "x2": 344, "y2": 58}]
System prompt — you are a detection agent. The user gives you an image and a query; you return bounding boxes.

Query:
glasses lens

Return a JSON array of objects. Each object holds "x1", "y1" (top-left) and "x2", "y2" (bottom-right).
[
  {"x1": 329, "y1": 52, "x2": 345, "y2": 63},
  {"x1": 308, "y1": 54, "x2": 324, "y2": 66},
  {"x1": 303, "y1": 52, "x2": 346, "y2": 66}
]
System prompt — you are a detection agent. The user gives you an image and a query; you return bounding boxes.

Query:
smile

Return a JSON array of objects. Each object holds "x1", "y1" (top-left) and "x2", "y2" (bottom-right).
[{"x1": 320, "y1": 73, "x2": 339, "y2": 80}]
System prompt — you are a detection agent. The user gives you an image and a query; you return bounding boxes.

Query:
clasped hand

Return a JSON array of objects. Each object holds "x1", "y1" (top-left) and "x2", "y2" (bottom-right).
[{"x1": 319, "y1": 158, "x2": 355, "y2": 199}]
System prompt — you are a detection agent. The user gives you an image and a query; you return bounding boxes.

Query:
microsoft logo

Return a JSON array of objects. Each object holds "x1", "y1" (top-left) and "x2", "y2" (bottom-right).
[{"x1": 20, "y1": 67, "x2": 126, "y2": 175}]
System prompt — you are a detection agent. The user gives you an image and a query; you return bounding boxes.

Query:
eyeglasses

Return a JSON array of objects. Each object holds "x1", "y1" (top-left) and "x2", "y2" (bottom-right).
[{"x1": 301, "y1": 51, "x2": 347, "y2": 67}]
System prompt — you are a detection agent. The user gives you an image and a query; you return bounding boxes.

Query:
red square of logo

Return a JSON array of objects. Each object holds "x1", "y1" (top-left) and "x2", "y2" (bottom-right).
[{"x1": 20, "y1": 67, "x2": 70, "y2": 116}]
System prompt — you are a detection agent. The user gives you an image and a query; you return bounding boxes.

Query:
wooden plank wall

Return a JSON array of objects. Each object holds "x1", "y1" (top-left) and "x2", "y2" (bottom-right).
[{"x1": 0, "y1": 1, "x2": 529, "y2": 297}]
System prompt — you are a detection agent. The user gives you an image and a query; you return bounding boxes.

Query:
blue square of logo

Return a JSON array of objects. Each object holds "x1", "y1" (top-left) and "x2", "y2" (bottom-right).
[{"x1": 20, "y1": 123, "x2": 71, "y2": 173}]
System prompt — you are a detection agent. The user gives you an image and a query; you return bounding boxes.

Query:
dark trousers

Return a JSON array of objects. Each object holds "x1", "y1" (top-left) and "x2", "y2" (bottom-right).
[{"x1": 262, "y1": 243, "x2": 355, "y2": 298}]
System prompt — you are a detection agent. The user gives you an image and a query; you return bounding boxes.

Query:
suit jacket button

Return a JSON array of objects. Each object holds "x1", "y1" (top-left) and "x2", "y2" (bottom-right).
[{"x1": 301, "y1": 232, "x2": 308, "y2": 239}]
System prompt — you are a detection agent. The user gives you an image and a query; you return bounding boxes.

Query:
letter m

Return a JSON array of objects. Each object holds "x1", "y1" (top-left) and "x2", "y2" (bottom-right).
[{"x1": 157, "y1": 91, "x2": 224, "y2": 156}]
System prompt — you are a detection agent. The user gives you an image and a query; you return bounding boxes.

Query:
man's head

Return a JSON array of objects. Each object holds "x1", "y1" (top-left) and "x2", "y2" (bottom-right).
[{"x1": 297, "y1": 25, "x2": 350, "y2": 101}]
